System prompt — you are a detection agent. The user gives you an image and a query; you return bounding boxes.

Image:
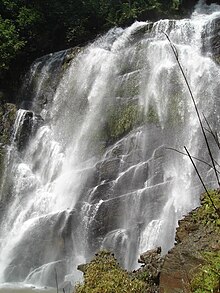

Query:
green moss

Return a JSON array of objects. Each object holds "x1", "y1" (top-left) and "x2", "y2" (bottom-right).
[
  {"x1": 101, "y1": 102, "x2": 159, "y2": 145},
  {"x1": 191, "y1": 251, "x2": 220, "y2": 293},
  {"x1": 106, "y1": 103, "x2": 144, "y2": 141},
  {"x1": 189, "y1": 190, "x2": 220, "y2": 292},
  {"x1": 141, "y1": 94, "x2": 184, "y2": 127},
  {"x1": 134, "y1": 269, "x2": 150, "y2": 283},
  {"x1": 94, "y1": 93, "x2": 185, "y2": 148},
  {"x1": 192, "y1": 190, "x2": 220, "y2": 230},
  {"x1": 0, "y1": 102, "x2": 17, "y2": 146},
  {"x1": 75, "y1": 251, "x2": 146, "y2": 293},
  {"x1": 115, "y1": 74, "x2": 140, "y2": 97},
  {"x1": 145, "y1": 104, "x2": 159, "y2": 124},
  {"x1": 0, "y1": 102, "x2": 16, "y2": 184}
]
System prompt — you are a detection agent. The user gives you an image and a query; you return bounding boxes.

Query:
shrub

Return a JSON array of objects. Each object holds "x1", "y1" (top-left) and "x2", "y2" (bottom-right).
[
  {"x1": 75, "y1": 251, "x2": 146, "y2": 293},
  {"x1": 191, "y1": 251, "x2": 220, "y2": 293}
]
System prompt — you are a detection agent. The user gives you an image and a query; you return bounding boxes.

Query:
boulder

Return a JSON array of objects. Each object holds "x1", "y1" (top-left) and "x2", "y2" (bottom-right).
[{"x1": 138, "y1": 247, "x2": 163, "y2": 286}]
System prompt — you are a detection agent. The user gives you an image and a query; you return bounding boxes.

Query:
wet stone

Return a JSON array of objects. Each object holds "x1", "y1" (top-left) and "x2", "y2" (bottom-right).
[{"x1": 96, "y1": 158, "x2": 121, "y2": 182}]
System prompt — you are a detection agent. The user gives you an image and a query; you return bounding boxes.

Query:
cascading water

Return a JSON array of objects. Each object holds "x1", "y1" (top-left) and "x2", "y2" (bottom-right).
[{"x1": 1, "y1": 1, "x2": 220, "y2": 291}]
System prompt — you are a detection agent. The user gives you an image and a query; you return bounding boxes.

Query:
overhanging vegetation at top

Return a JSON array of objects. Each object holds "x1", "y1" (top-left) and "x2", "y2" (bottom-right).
[{"x1": 0, "y1": 0, "x2": 181, "y2": 73}]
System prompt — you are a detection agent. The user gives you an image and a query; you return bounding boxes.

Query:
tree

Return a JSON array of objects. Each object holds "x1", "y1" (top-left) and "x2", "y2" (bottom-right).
[{"x1": 0, "y1": 15, "x2": 24, "y2": 70}]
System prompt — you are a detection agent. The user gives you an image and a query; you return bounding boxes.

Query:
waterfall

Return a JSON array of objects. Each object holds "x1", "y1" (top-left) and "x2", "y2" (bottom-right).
[{"x1": 1, "y1": 1, "x2": 220, "y2": 290}]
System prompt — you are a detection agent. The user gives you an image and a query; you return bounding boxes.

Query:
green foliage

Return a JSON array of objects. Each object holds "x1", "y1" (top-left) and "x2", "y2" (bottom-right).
[
  {"x1": 0, "y1": 99, "x2": 16, "y2": 184},
  {"x1": 189, "y1": 191, "x2": 220, "y2": 292},
  {"x1": 0, "y1": 101, "x2": 17, "y2": 145},
  {"x1": 0, "y1": 15, "x2": 25, "y2": 70},
  {"x1": 134, "y1": 269, "x2": 150, "y2": 282},
  {"x1": 192, "y1": 190, "x2": 220, "y2": 229},
  {"x1": 172, "y1": 0, "x2": 180, "y2": 10},
  {"x1": 16, "y1": 7, "x2": 41, "y2": 31},
  {"x1": 0, "y1": 0, "x2": 182, "y2": 74},
  {"x1": 191, "y1": 251, "x2": 220, "y2": 293},
  {"x1": 75, "y1": 251, "x2": 146, "y2": 293}
]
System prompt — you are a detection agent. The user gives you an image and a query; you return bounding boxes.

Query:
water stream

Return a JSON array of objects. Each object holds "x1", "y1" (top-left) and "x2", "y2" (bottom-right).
[{"x1": 0, "y1": 0, "x2": 220, "y2": 290}]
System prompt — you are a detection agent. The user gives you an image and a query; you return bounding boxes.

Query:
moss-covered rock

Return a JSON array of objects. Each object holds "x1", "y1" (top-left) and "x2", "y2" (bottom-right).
[
  {"x1": 160, "y1": 190, "x2": 220, "y2": 293},
  {"x1": 105, "y1": 103, "x2": 145, "y2": 142},
  {"x1": 102, "y1": 94, "x2": 184, "y2": 146},
  {"x1": 0, "y1": 100, "x2": 17, "y2": 185},
  {"x1": 0, "y1": 101, "x2": 17, "y2": 145},
  {"x1": 75, "y1": 251, "x2": 147, "y2": 293},
  {"x1": 62, "y1": 47, "x2": 83, "y2": 70},
  {"x1": 145, "y1": 104, "x2": 160, "y2": 124}
]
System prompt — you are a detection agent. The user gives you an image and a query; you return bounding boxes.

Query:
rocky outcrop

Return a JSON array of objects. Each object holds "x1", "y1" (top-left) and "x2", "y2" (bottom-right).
[
  {"x1": 0, "y1": 101, "x2": 17, "y2": 145},
  {"x1": 159, "y1": 191, "x2": 220, "y2": 293},
  {"x1": 0, "y1": 101, "x2": 17, "y2": 183},
  {"x1": 14, "y1": 110, "x2": 44, "y2": 151},
  {"x1": 134, "y1": 247, "x2": 164, "y2": 293},
  {"x1": 202, "y1": 16, "x2": 220, "y2": 64}
]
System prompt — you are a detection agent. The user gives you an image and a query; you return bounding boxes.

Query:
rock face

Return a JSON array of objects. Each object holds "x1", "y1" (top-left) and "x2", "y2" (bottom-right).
[
  {"x1": 202, "y1": 16, "x2": 220, "y2": 64},
  {"x1": 14, "y1": 110, "x2": 44, "y2": 151},
  {"x1": 0, "y1": 102, "x2": 17, "y2": 145},
  {"x1": 0, "y1": 101, "x2": 17, "y2": 211},
  {"x1": 159, "y1": 191, "x2": 220, "y2": 293},
  {"x1": 136, "y1": 247, "x2": 164, "y2": 293},
  {"x1": 5, "y1": 210, "x2": 78, "y2": 286},
  {"x1": 0, "y1": 101, "x2": 17, "y2": 182}
]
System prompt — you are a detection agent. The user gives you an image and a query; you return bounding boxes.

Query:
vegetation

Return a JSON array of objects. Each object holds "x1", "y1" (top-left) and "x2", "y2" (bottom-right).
[
  {"x1": 189, "y1": 190, "x2": 220, "y2": 293},
  {"x1": 0, "y1": 98, "x2": 17, "y2": 145},
  {"x1": 145, "y1": 104, "x2": 160, "y2": 124},
  {"x1": 0, "y1": 97, "x2": 17, "y2": 185},
  {"x1": 0, "y1": 0, "x2": 183, "y2": 95},
  {"x1": 192, "y1": 190, "x2": 220, "y2": 229},
  {"x1": 0, "y1": 15, "x2": 25, "y2": 70},
  {"x1": 191, "y1": 251, "x2": 220, "y2": 293},
  {"x1": 103, "y1": 97, "x2": 183, "y2": 144},
  {"x1": 106, "y1": 103, "x2": 144, "y2": 141},
  {"x1": 75, "y1": 251, "x2": 147, "y2": 293}
]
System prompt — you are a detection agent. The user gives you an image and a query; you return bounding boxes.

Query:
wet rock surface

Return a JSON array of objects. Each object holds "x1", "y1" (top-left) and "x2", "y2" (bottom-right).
[
  {"x1": 0, "y1": 102, "x2": 17, "y2": 146},
  {"x1": 202, "y1": 15, "x2": 220, "y2": 64},
  {"x1": 5, "y1": 209, "x2": 80, "y2": 286},
  {"x1": 0, "y1": 101, "x2": 17, "y2": 190}
]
